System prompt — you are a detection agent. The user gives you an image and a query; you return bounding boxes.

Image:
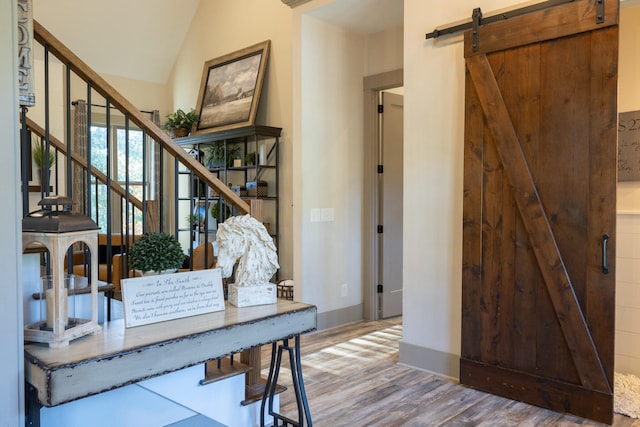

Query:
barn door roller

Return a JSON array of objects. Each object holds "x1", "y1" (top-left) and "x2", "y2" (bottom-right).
[
  {"x1": 426, "y1": 0, "x2": 605, "y2": 45},
  {"x1": 596, "y1": 0, "x2": 604, "y2": 24},
  {"x1": 471, "y1": 8, "x2": 482, "y2": 52}
]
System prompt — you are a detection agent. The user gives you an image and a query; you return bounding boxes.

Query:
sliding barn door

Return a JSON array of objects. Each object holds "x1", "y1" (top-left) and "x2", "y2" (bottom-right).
[{"x1": 461, "y1": 0, "x2": 618, "y2": 423}]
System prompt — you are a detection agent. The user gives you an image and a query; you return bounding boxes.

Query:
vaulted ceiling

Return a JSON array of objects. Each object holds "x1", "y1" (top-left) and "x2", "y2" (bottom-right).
[
  {"x1": 33, "y1": 0, "x2": 200, "y2": 84},
  {"x1": 32, "y1": 0, "x2": 403, "y2": 84}
]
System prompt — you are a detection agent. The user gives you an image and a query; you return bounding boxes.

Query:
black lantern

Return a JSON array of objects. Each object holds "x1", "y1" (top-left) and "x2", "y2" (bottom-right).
[{"x1": 22, "y1": 196, "x2": 102, "y2": 347}]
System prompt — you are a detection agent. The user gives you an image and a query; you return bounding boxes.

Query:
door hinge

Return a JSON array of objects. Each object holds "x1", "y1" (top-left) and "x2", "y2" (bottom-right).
[
  {"x1": 377, "y1": 284, "x2": 383, "y2": 294},
  {"x1": 378, "y1": 104, "x2": 384, "y2": 114},
  {"x1": 377, "y1": 164, "x2": 383, "y2": 173},
  {"x1": 377, "y1": 225, "x2": 383, "y2": 233}
]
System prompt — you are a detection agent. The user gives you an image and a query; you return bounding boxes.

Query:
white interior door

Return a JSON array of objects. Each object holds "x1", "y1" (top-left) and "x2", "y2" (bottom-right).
[{"x1": 380, "y1": 91, "x2": 403, "y2": 318}]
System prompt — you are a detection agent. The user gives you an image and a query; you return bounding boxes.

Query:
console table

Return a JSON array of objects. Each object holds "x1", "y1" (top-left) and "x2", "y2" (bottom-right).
[{"x1": 24, "y1": 300, "x2": 316, "y2": 426}]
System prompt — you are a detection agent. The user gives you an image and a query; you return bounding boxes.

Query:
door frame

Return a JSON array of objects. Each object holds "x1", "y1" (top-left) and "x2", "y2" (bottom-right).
[{"x1": 362, "y1": 68, "x2": 403, "y2": 321}]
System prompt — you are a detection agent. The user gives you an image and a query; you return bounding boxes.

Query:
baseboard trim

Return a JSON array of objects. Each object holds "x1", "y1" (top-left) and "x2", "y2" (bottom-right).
[
  {"x1": 316, "y1": 304, "x2": 363, "y2": 331},
  {"x1": 398, "y1": 341, "x2": 460, "y2": 380}
]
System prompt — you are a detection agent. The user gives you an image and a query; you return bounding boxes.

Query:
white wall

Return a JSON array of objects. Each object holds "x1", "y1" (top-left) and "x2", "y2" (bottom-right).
[
  {"x1": 289, "y1": 4, "x2": 404, "y2": 325},
  {"x1": 26, "y1": 36, "x2": 173, "y2": 215},
  {"x1": 364, "y1": 25, "x2": 403, "y2": 77},
  {"x1": 171, "y1": 3, "x2": 403, "y2": 321},
  {"x1": 402, "y1": 0, "x2": 466, "y2": 367},
  {"x1": 616, "y1": 213, "x2": 640, "y2": 377},
  {"x1": 296, "y1": 14, "x2": 366, "y2": 314},
  {"x1": 170, "y1": 0, "x2": 295, "y2": 279},
  {"x1": 0, "y1": 0, "x2": 24, "y2": 424}
]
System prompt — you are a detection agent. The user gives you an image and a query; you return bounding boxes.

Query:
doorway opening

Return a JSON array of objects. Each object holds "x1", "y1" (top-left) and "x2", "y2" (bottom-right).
[
  {"x1": 362, "y1": 69, "x2": 403, "y2": 321},
  {"x1": 377, "y1": 89, "x2": 403, "y2": 319}
]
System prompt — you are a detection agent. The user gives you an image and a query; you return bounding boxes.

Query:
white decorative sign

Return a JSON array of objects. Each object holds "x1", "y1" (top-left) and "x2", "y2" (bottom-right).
[
  {"x1": 121, "y1": 269, "x2": 225, "y2": 328},
  {"x1": 17, "y1": 0, "x2": 35, "y2": 107}
]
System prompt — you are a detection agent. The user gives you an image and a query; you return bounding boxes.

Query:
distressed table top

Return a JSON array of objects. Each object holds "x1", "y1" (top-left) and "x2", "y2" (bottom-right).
[{"x1": 24, "y1": 300, "x2": 317, "y2": 406}]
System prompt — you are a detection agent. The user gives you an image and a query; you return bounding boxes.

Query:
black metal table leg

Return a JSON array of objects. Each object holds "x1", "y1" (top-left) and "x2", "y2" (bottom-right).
[
  {"x1": 260, "y1": 335, "x2": 312, "y2": 426},
  {"x1": 25, "y1": 382, "x2": 41, "y2": 427}
]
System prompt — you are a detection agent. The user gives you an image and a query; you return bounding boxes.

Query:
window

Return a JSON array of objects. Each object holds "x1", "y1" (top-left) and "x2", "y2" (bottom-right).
[{"x1": 89, "y1": 125, "x2": 147, "y2": 234}]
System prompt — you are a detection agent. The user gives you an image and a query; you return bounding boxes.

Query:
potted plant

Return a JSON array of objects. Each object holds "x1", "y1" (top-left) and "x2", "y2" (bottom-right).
[
  {"x1": 245, "y1": 151, "x2": 256, "y2": 166},
  {"x1": 210, "y1": 200, "x2": 232, "y2": 222},
  {"x1": 186, "y1": 213, "x2": 199, "y2": 229},
  {"x1": 204, "y1": 142, "x2": 240, "y2": 169},
  {"x1": 162, "y1": 108, "x2": 199, "y2": 138},
  {"x1": 32, "y1": 135, "x2": 55, "y2": 185},
  {"x1": 128, "y1": 232, "x2": 186, "y2": 274}
]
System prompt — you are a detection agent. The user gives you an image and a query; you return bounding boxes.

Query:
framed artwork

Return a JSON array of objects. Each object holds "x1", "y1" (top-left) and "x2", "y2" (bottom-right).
[
  {"x1": 619, "y1": 110, "x2": 640, "y2": 181},
  {"x1": 194, "y1": 40, "x2": 270, "y2": 135}
]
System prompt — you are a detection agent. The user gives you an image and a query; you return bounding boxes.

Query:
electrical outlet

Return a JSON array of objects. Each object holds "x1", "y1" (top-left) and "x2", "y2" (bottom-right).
[{"x1": 341, "y1": 283, "x2": 348, "y2": 297}]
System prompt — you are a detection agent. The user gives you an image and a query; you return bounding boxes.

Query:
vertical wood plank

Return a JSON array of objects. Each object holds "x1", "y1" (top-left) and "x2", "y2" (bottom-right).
[
  {"x1": 488, "y1": 52, "x2": 516, "y2": 367},
  {"x1": 248, "y1": 199, "x2": 264, "y2": 222},
  {"x1": 536, "y1": 34, "x2": 591, "y2": 384},
  {"x1": 240, "y1": 347, "x2": 262, "y2": 389},
  {"x1": 499, "y1": 45, "x2": 540, "y2": 374},
  {"x1": 481, "y1": 127, "x2": 503, "y2": 365},
  {"x1": 586, "y1": 26, "x2": 619, "y2": 398},
  {"x1": 539, "y1": 34, "x2": 590, "y2": 310},
  {"x1": 461, "y1": 65, "x2": 484, "y2": 361}
]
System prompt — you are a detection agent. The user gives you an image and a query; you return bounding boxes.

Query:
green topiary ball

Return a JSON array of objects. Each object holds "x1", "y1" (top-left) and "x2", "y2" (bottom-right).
[{"x1": 129, "y1": 232, "x2": 185, "y2": 273}]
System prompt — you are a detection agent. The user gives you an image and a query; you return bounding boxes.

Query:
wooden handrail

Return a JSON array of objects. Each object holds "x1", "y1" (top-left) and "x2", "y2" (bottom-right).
[
  {"x1": 33, "y1": 20, "x2": 250, "y2": 215},
  {"x1": 25, "y1": 117, "x2": 144, "y2": 211}
]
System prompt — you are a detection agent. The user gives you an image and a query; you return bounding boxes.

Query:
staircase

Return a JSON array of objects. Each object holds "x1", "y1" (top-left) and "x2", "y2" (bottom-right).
[
  {"x1": 21, "y1": 19, "x2": 268, "y2": 409},
  {"x1": 22, "y1": 20, "x2": 265, "y2": 280}
]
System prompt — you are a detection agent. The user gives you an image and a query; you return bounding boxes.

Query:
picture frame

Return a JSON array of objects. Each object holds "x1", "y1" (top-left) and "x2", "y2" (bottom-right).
[
  {"x1": 194, "y1": 40, "x2": 271, "y2": 135},
  {"x1": 618, "y1": 110, "x2": 640, "y2": 182}
]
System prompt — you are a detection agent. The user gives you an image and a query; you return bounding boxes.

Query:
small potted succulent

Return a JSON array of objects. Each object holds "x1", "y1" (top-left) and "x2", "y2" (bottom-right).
[
  {"x1": 245, "y1": 151, "x2": 256, "y2": 166},
  {"x1": 162, "y1": 108, "x2": 199, "y2": 138},
  {"x1": 32, "y1": 135, "x2": 55, "y2": 185},
  {"x1": 186, "y1": 213, "x2": 200, "y2": 230},
  {"x1": 128, "y1": 232, "x2": 186, "y2": 274}
]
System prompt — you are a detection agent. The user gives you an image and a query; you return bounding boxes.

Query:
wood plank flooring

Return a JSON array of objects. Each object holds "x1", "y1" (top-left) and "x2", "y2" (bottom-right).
[{"x1": 261, "y1": 318, "x2": 640, "y2": 427}]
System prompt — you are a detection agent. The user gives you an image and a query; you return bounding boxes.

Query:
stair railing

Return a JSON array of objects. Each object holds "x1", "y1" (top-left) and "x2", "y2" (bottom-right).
[
  {"x1": 22, "y1": 19, "x2": 268, "y2": 400},
  {"x1": 22, "y1": 20, "x2": 255, "y2": 298}
]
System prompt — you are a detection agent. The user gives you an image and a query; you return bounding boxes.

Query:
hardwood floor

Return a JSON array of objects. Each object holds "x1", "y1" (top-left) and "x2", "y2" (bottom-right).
[{"x1": 262, "y1": 318, "x2": 640, "y2": 427}]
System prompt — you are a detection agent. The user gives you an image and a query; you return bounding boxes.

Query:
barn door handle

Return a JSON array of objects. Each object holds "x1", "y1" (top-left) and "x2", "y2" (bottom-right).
[{"x1": 602, "y1": 234, "x2": 609, "y2": 274}]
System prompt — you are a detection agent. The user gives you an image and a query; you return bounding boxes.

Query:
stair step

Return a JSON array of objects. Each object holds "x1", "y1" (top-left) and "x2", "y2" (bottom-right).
[{"x1": 200, "y1": 357, "x2": 251, "y2": 386}]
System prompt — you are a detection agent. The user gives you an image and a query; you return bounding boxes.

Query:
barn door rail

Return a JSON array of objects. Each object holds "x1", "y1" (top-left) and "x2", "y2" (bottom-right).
[{"x1": 425, "y1": 0, "x2": 607, "y2": 45}]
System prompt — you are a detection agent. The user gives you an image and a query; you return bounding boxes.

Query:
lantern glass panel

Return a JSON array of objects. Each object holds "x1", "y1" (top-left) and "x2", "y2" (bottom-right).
[{"x1": 40, "y1": 274, "x2": 85, "y2": 329}]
